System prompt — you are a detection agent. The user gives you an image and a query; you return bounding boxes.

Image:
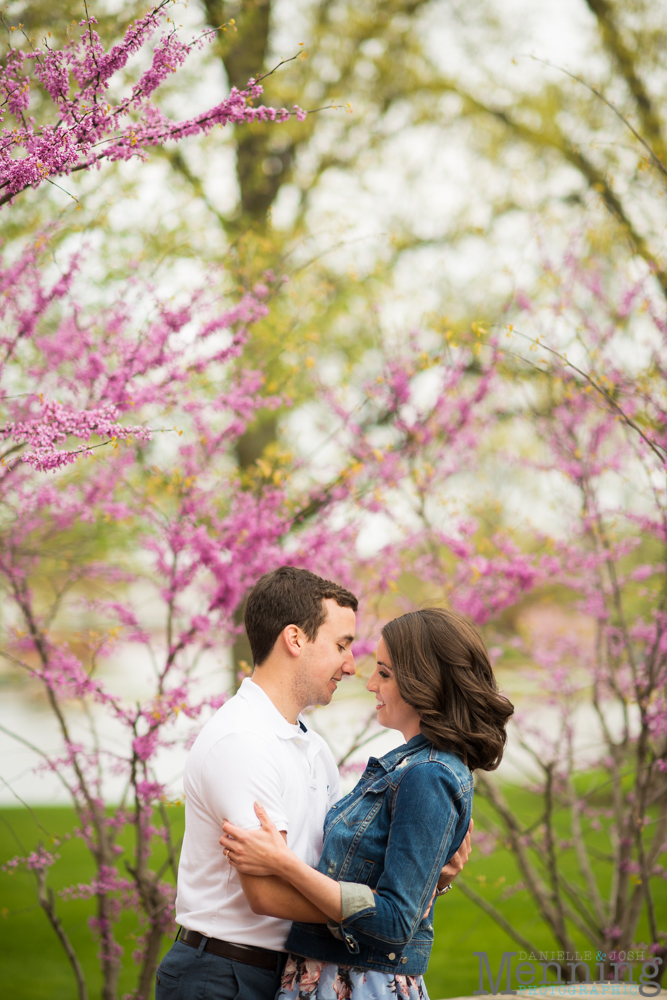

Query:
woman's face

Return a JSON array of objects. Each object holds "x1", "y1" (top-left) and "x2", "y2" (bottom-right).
[{"x1": 367, "y1": 636, "x2": 422, "y2": 742}]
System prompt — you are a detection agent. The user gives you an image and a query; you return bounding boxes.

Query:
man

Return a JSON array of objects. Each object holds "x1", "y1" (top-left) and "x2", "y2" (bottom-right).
[{"x1": 156, "y1": 566, "x2": 471, "y2": 1000}]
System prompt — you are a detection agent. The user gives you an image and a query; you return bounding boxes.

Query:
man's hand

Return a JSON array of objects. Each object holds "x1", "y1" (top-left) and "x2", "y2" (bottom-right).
[
  {"x1": 438, "y1": 817, "x2": 473, "y2": 890},
  {"x1": 421, "y1": 817, "x2": 474, "y2": 918}
]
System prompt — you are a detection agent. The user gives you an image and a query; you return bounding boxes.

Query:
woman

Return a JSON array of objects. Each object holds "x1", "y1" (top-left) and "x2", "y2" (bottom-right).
[{"x1": 221, "y1": 607, "x2": 513, "y2": 999}]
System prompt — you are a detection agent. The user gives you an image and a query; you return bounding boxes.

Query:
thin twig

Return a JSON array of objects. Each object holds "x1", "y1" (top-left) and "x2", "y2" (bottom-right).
[
  {"x1": 455, "y1": 878, "x2": 544, "y2": 956},
  {"x1": 527, "y1": 56, "x2": 667, "y2": 182},
  {"x1": 35, "y1": 864, "x2": 89, "y2": 1000},
  {"x1": 0, "y1": 775, "x2": 54, "y2": 839},
  {"x1": 505, "y1": 335, "x2": 666, "y2": 462}
]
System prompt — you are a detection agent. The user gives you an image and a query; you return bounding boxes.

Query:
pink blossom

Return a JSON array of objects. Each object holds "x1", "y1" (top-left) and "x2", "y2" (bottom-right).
[
  {"x1": 132, "y1": 732, "x2": 160, "y2": 763},
  {"x1": 0, "y1": 5, "x2": 307, "y2": 208},
  {"x1": 3, "y1": 846, "x2": 59, "y2": 873}
]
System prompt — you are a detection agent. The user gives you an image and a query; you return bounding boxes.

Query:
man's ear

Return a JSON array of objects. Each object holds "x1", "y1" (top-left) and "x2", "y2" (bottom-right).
[{"x1": 283, "y1": 624, "x2": 303, "y2": 658}]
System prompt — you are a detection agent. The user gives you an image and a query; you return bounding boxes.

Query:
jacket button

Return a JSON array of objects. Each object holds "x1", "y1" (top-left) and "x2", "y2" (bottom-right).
[
  {"x1": 401, "y1": 957, "x2": 408, "y2": 964},
  {"x1": 387, "y1": 953, "x2": 396, "y2": 960}
]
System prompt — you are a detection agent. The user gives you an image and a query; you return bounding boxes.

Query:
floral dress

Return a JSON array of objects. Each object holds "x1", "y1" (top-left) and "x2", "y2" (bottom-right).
[{"x1": 277, "y1": 955, "x2": 430, "y2": 1000}]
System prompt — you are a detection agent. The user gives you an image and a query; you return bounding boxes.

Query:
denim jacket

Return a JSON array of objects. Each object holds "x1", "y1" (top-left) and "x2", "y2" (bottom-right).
[{"x1": 286, "y1": 734, "x2": 473, "y2": 975}]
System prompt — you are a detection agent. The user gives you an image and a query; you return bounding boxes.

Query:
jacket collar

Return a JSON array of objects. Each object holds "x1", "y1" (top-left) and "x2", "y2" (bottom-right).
[{"x1": 370, "y1": 733, "x2": 431, "y2": 772}]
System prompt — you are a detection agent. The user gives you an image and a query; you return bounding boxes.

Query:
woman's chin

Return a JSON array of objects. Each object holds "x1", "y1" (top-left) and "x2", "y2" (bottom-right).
[{"x1": 375, "y1": 706, "x2": 390, "y2": 728}]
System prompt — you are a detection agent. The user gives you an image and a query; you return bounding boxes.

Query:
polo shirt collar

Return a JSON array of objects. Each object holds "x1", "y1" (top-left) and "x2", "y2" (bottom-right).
[{"x1": 237, "y1": 676, "x2": 307, "y2": 742}]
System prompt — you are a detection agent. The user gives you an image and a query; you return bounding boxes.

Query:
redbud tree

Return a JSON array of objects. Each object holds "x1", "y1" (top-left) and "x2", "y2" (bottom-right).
[
  {"x1": 435, "y1": 247, "x2": 667, "y2": 984},
  {"x1": 0, "y1": 226, "x2": 501, "y2": 998}
]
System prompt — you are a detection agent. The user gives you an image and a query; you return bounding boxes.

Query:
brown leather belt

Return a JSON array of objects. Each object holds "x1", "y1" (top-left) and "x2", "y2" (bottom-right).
[{"x1": 179, "y1": 928, "x2": 286, "y2": 971}]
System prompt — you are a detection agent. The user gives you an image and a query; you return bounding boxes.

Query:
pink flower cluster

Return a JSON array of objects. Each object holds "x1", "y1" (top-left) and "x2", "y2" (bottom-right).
[
  {"x1": 0, "y1": 240, "x2": 274, "y2": 474},
  {"x1": 0, "y1": 3, "x2": 306, "y2": 207},
  {"x1": 4, "y1": 400, "x2": 152, "y2": 472},
  {"x1": 60, "y1": 865, "x2": 134, "y2": 901},
  {"x1": 3, "y1": 845, "x2": 59, "y2": 874}
]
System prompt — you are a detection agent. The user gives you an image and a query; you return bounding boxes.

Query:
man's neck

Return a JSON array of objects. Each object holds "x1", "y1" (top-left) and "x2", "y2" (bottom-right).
[{"x1": 250, "y1": 670, "x2": 302, "y2": 726}]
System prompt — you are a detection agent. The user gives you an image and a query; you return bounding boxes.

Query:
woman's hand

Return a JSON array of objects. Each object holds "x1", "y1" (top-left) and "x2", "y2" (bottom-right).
[{"x1": 219, "y1": 802, "x2": 290, "y2": 876}]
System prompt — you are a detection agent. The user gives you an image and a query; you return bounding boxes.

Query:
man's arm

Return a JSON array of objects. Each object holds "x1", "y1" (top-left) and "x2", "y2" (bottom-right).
[
  {"x1": 223, "y1": 806, "x2": 474, "y2": 928},
  {"x1": 221, "y1": 808, "x2": 347, "y2": 921},
  {"x1": 236, "y1": 830, "x2": 328, "y2": 922},
  {"x1": 203, "y1": 732, "x2": 328, "y2": 921}
]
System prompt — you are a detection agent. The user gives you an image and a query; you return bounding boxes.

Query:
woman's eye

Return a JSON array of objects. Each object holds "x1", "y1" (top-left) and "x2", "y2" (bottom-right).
[{"x1": 379, "y1": 670, "x2": 389, "y2": 679}]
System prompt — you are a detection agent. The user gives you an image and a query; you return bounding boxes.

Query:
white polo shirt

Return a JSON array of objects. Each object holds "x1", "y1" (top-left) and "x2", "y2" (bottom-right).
[{"x1": 175, "y1": 677, "x2": 341, "y2": 950}]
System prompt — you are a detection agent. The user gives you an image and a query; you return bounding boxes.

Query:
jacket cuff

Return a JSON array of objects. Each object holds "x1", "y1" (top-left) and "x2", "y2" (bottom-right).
[
  {"x1": 340, "y1": 882, "x2": 376, "y2": 919},
  {"x1": 326, "y1": 883, "x2": 376, "y2": 947},
  {"x1": 327, "y1": 918, "x2": 343, "y2": 940}
]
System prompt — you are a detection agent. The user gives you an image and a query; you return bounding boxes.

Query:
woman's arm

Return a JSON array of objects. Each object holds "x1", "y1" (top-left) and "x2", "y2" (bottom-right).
[
  {"x1": 221, "y1": 803, "x2": 345, "y2": 921},
  {"x1": 334, "y1": 762, "x2": 471, "y2": 951},
  {"x1": 222, "y1": 790, "x2": 471, "y2": 936},
  {"x1": 238, "y1": 871, "x2": 329, "y2": 922}
]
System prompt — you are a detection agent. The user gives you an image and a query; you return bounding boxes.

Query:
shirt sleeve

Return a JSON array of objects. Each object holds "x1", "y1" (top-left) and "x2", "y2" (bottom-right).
[
  {"x1": 200, "y1": 731, "x2": 289, "y2": 832},
  {"x1": 334, "y1": 762, "x2": 471, "y2": 952}
]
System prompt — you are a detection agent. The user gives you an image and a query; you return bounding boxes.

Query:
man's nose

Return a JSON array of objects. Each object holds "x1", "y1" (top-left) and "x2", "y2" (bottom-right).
[{"x1": 342, "y1": 653, "x2": 356, "y2": 676}]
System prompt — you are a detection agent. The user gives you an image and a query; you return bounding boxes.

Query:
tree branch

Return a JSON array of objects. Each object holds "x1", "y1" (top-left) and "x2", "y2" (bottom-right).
[
  {"x1": 455, "y1": 878, "x2": 545, "y2": 956},
  {"x1": 35, "y1": 865, "x2": 88, "y2": 1000},
  {"x1": 583, "y1": 0, "x2": 665, "y2": 155}
]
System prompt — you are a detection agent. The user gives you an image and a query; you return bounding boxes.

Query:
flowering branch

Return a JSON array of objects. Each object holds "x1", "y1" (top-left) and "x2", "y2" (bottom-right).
[
  {"x1": 507, "y1": 328, "x2": 667, "y2": 464},
  {"x1": 0, "y1": 1, "x2": 306, "y2": 209}
]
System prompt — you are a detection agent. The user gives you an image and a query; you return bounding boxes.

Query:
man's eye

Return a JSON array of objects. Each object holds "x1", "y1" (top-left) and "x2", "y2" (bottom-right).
[{"x1": 338, "y1": 645, "x2": 345, "y2": 653}]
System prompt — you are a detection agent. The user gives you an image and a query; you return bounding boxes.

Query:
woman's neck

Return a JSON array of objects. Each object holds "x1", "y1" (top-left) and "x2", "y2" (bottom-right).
[{"x1": 400, "y1": 720, "x2": 422, "y2": 743}]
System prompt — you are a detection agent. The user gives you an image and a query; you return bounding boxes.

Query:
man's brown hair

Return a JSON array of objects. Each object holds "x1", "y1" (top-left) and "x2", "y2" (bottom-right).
[{"x1": 244, "y1": 566, "x2": 358, "y2": 666}]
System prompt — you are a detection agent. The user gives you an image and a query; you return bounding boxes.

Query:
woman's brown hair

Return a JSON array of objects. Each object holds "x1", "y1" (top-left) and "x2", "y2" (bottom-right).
[{"x1": 381, "y1": 607, "x2": 513, "y2": 771}]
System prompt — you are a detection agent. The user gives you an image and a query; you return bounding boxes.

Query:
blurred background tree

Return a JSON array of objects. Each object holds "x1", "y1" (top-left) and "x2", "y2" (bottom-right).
[
  {"x1": 5, "y1": 0, "x2": 666, "y2": 722},
  {"x1": 11, "y1": 0, "x2": 667, "y2": 404}
]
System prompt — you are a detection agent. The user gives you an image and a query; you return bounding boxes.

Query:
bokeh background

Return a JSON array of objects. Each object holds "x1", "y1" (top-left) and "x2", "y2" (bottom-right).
[{"x1": 1, "y1": 1, "x2": 666, "y2": 998}]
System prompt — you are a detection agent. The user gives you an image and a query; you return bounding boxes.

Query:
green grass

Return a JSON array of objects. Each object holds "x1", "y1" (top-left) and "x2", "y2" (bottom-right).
[
  {"x1": 1, "y1": 791, "x2": 665, "y2": 999},
  {"x1": 430, "y1": 780, "x2": 667, "y2": 997},
  {"x1": 0, "y1": 805, "x2": 185, "y2": 1000}
]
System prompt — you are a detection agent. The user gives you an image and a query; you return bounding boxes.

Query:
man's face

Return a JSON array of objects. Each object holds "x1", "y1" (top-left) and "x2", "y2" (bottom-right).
[{"x1": 294, "y1": 598, "x2": 356, "y2": 709}]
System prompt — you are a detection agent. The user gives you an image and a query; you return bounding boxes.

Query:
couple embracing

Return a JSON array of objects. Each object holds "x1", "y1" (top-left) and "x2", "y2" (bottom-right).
[{"x1": 156, "y1": 566, "x2": 513, "y2": 1000}]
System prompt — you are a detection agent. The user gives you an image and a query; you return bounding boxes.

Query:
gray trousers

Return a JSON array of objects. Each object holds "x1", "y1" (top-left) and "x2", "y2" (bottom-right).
[{"x1": 155, "y1": 939, "x2": 285, "y2": 1000}]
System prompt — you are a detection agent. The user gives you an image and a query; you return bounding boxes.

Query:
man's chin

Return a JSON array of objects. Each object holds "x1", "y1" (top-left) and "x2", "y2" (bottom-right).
[{"x1": 315, "y1": 688, "x2": 335, "y2": 706}]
